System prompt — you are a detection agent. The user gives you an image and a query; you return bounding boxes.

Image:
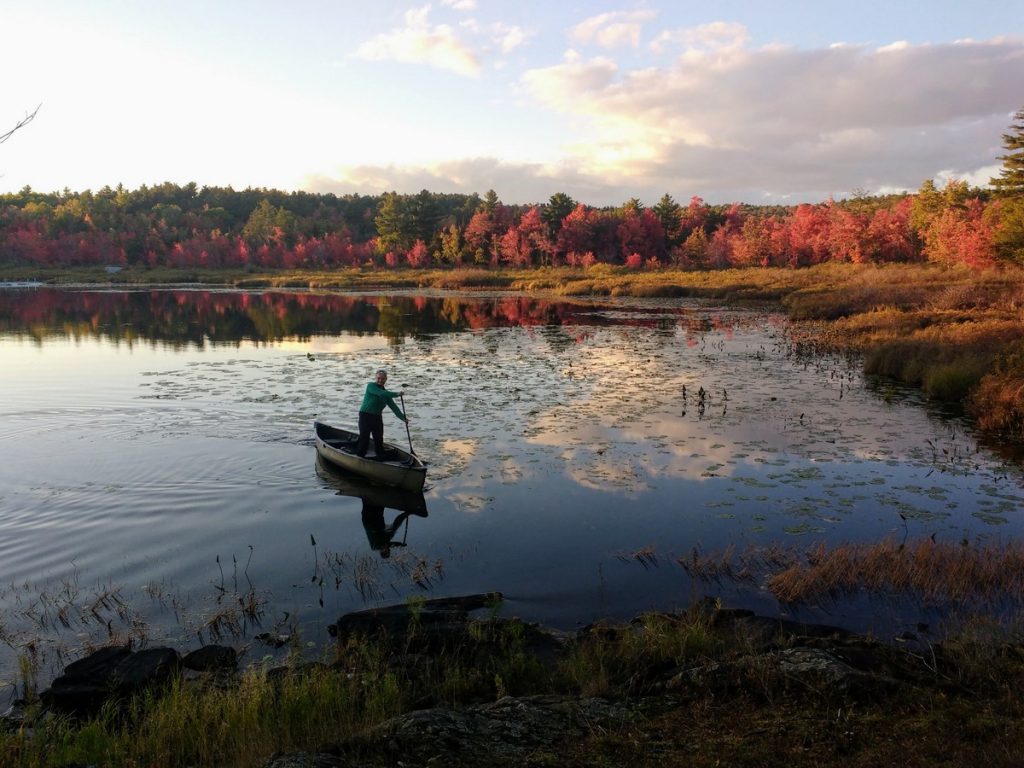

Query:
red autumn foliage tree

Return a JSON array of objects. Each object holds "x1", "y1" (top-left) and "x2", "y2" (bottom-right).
[
  {"x1": 827, "y1": 206, "x2": 870, "y2": 263},
  {"x1": 786, "y1": 204, "x2": 831, "y2": 266},
  {"x1": 617, "y1": 209, "x2": 666, "y2": 264},
  {"x1": 922, "y1": 198, "x2": 996, "y2": 268},
  {"x1": 464, "y1": 205, "x2": 512, "y2": 264},
  {"x1": 406, "y1": 239, "x2": 431, "y2": 268},
  {"x1": 865, "y1": 197, "x2": 918, "y2": 262},
  {"x1": 680, "y1": 196, "x2": 710, "y2": 240},
  {"x1": 555, "y1": 204, "x2": 592, "y2": 265},
  {"x1": 517, "y1": 206, "x2": 551, "y2": 266}
]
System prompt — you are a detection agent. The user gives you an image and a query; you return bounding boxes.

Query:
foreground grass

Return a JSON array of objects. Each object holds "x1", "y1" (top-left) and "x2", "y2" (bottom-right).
[
  {"x1": 563, "y1": 687, "x2": 1024, "y2": 768},
  {"x1": 3, "y1": 602, "x2": 1024, "y2": 767}
]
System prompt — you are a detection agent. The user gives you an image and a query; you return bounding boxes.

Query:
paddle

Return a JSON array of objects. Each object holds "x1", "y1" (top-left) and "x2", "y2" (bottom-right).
[{"x1": 399, "y1": 392, "x2": 416, "y2": 456}]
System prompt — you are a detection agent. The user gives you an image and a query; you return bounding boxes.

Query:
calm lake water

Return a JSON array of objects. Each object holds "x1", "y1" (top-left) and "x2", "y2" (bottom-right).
[{"x1": 1, "y1": 286, "x2": 1023, "y2": 689}]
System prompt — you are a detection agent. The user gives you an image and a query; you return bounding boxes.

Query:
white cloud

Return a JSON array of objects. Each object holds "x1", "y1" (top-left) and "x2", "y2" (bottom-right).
[
  {"x1": 352, "y1": 6, "x2": 531, "y2": 75},
  {"x1": 304, "y1": 154, "x2": 635, "y2": 207},
  {"x1": 459, "y1": 18, "x2": 533, "y2": 53},
  {"x1": 494, "y1": 23, "x2": 531, "y2": 53},
  {"x1": 518, "y1": 31, "x2": 1024, "y2": 202},
  {"x1": 876, "y1": 40, "x2": 910, "y2": 53},
  {"x1": 520, "y1": 50, "x2": 619, "y2": 105},
  {"x1": 352, "y1": 5, "x2": 482, "y2": 77},
  {"x1": 650, "y1": 20, "x2": 750, "y2": 54},
  {"x1": 571, "y1": 10, "x2": 657, "y2": 48},
  {"x1": 937, "y1": 163, "x2": 1002, "y2": 188}
]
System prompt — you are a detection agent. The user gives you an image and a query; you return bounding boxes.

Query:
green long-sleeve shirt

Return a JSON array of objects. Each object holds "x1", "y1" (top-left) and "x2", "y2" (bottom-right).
[{"x1": 359, "y1": 382, "x2": 406, "y2": 421}]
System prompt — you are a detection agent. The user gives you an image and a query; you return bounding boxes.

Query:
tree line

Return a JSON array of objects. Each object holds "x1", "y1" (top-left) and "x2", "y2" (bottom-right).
[{"x1": 2, "y1": 109, "x2": 1022, "y2": 271}]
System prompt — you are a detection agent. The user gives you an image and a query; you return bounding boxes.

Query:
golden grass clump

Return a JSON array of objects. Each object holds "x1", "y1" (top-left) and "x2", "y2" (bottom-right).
[
  {"x1": 970, "y1": 348, "x2": 1024, "y2": 434},
  {"x1": 765, "y1": 538, "x2": 1024, "y2": 606}
]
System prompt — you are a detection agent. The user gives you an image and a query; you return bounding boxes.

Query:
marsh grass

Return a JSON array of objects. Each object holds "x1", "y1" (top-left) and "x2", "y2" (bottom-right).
[
  {"x1": 0, "y1": 614, "x2": 555, "y2": 766},
  {"x1": 783, "y1": 267, "x2": 1024, "y2": 430},
  {"x1": 0, "y1": 572, "x2": 273, "y2": 706},
  {"x1": 2, "y1": 643, "x2": 406, "y2": 768},
  {"x1": 682, "y1": 538, "x2": 1024, "y2": 609},
  {"x1": 972, "y1": 346, "x2": 1024, "y2": 434},
  {"x1": 561, "y1": 610, "x2": 724, "y2": 698}
]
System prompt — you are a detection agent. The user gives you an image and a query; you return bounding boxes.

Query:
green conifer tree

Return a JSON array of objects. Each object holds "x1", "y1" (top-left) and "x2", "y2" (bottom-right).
[{"x1": 991, "y1": 108, "x2": 1024, "y2": 198}]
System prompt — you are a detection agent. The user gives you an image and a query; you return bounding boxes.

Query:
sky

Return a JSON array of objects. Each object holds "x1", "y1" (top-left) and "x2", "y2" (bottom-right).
[{"x1": 2, "y1": 0, "x2": 1023, "y2": 206}]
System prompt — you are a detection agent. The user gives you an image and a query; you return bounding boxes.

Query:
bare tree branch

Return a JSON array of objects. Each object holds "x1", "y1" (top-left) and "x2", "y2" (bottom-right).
[{"x1": 0, "y1": 104, "x2": 41, "y2": 145}]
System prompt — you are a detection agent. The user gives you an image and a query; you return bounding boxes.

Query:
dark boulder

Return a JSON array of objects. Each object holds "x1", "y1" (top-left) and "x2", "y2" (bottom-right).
[
  {"x1": 110, "y1": 647, "x2": 181, "y2": 694},
  {"x1": 61, "y1": 645, "x2": 132, "y2": 683},
  {"x1": 328, "y1": 592, "x2": 503, "y2": 647},
  {"x1": 40, "y1": 646, "x2": 181, "y2": 716},
  {"x1": 41, "y1": 645, "x2": 131, "y2": 715},
  {"x1": 183, "y1": 644, "x2": 238, "y2": 672}
]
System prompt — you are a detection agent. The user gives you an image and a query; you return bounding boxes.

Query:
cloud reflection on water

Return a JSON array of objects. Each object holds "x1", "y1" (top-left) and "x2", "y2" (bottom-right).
[{"x1": 2, "y1": 287, "x2": 1024, "y2": 683}]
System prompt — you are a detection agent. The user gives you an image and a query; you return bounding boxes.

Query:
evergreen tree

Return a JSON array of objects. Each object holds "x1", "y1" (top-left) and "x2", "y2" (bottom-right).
[
  {"x1": 909, "y1": 179, "x2": 943, "y2": 235},
  {"x1": 621, "y1": 197, "x2": 643, "y2": 215},
  {"x1": 989, "y1": 110, "x2": 1024, "y2": 262},
  {"x1": 242, "y1": 199, "x2": 296, "y2": 246},
  {"x1": 542, "y1": 192, "x2": 575, "y2": 239},
  {"x1": 374, "y1": 192, "x2": 414, "y2": 253},
  {"x1": 991, "y1": 107, "x2": 1024, "y2": 198},
  {"x1": 480, "y1": 189, "x2": 500, "y2": 215},
  {"x1": 409, "y1": 189, "x2": 442, "y2": 245},
  {"x1": 652, "y1": 193, "x2": 683, "y2": 248}
]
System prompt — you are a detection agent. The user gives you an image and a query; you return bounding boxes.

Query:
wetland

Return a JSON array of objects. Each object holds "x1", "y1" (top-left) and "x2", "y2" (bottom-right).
[{"x1": 1, "y1": 284, "x2": 1023, "y2": 698}]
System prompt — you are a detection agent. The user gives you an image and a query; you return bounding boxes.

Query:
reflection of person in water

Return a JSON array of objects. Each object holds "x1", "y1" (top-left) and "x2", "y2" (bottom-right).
[{"x1": 360, "y1": 501, "x2": 421, "y2": 558}]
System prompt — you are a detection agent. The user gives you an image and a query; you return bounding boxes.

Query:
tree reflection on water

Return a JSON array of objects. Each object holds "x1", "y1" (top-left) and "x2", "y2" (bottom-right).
[{"x1": 0, "y1": 287, "x2": 732, "y2": 347}]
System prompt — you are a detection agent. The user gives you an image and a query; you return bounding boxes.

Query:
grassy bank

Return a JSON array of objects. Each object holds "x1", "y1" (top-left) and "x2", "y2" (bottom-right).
[{"x1": 3, "y1": 597, "x2": 1024, "y2": 767}]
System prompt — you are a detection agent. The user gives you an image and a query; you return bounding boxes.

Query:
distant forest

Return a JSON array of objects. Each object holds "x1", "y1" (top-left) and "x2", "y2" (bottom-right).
[{"x1": 1, "y1": 110, "x2": 1021, "y2": 271}]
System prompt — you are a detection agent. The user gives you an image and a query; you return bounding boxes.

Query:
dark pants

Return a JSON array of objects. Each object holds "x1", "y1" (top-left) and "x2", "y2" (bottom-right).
[{"x1": 356, "y1": 411, "x2": 385, "y2": 457}]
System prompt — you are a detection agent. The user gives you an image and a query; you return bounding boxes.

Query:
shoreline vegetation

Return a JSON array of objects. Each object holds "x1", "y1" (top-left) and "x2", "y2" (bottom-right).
[
  {"x1": 3, "y1": 590, "x2": 1024, "y2": 767},
  {"x1": 5, "y1": 261, "x2": 1024, "y2": 436}
]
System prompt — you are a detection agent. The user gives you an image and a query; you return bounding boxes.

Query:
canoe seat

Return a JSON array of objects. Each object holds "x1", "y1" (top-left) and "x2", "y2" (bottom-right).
[{"x1": 325, "y1": 438, "x2": 357, "y2": 450}]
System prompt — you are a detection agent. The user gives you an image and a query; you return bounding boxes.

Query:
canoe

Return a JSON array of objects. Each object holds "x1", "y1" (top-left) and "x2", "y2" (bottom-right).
[
  {"x1": 314, "y1": 455, "x2": 428, "y2": 515},
  {"x1": 313, "y1": 420, "x2": 427, "y2": 493}
]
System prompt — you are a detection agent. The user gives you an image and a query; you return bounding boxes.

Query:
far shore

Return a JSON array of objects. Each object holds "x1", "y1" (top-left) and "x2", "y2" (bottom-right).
[{"x1": 5, "y1": 262, "x2": 1024, "y2": 438}]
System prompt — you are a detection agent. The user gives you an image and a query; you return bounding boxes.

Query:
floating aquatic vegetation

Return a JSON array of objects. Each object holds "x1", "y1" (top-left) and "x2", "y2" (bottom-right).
[{"x1": 4, "y1": 288, "x2": 1024, "y2": 686}]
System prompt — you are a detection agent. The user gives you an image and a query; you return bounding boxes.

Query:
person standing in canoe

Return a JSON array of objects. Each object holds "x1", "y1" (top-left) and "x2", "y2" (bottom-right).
[{"x1": 356, "y1": 368, "x2": 408, "y2": 458}]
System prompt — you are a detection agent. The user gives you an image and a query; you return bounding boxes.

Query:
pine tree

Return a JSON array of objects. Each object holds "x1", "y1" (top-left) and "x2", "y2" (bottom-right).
[
  {"x1": 652, "y1": 193, "x2": 683, "y2": 248},
  {"x1": 374, "y1": 192, "x2": 414, "y2": 253},
  {"x1": 991, "y1": 107, "x2": 1024, "y2": 198},
  {"x1": 541, "y1": 192, "x2": 575, "y2": 239},
  {"x1": 480, "y1": 189, "x2": 500, "y2": 215}
]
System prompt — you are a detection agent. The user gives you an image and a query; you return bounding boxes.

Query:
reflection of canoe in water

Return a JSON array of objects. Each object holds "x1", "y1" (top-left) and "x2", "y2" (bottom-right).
[
  {"x1": 315, "y1": 453, "x2": 428, "y2": 557},
  {"x1": 315, "y1": 455, "x2": 428, "y2": 515},
  {"x1": 314, "y1": 420, "x2": 427, "y2": 493}
]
